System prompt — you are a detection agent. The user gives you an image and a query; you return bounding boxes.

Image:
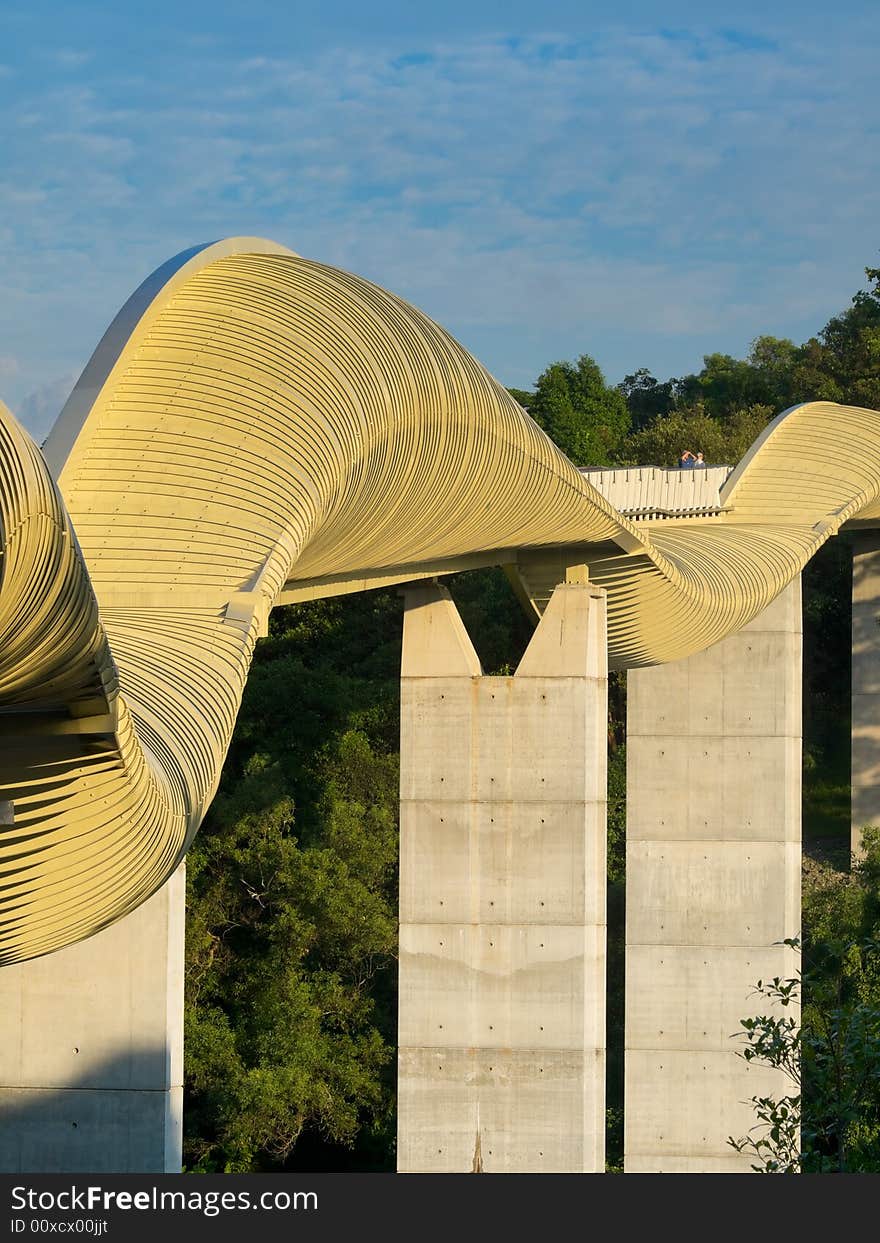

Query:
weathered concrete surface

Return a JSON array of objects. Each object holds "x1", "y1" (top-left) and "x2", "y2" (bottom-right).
[
  {"x1": 625, "y1": 581, "x2": 802, "y2": 1172},
  {"x1": 0, "y1": 865, "x2": 185, "y2": 1173},
  {"x1": 398, "y1": 579, "x2": 607, "y2": 1172},
  {"x1": 852, "y1": 531, "x2": 880, "y2": 859}
]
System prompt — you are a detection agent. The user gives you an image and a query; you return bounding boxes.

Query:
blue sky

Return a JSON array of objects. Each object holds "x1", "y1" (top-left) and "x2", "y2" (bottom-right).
[{"x1": 1, "y1": 0, "x2": 878, "y2": 438}]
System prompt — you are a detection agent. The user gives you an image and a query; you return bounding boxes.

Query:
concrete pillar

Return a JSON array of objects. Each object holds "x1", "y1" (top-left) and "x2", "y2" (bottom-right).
[
  {"x1": 397, "y1": 577, "x2": 607, "y2": 1172},
  {"x1": 852, "y1": 531, "x2": 880, "y2": 859},
  {"x1": 625, "y1": 580, "x2": 801, "y2": 1172},
  {"x1": 0, "y1": 865, "x2": 185, "y2": 1173}
]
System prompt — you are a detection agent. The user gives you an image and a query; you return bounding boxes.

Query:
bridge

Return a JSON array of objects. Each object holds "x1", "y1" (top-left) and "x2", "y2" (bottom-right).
[{"x1": 1, "y1": 237, "x2": 878, "y2": 1172}]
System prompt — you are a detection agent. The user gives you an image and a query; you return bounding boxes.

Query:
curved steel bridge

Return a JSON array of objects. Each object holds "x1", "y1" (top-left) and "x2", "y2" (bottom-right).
[{"x1": 0, "y1": 236, "x2": 876, "y2": 963}]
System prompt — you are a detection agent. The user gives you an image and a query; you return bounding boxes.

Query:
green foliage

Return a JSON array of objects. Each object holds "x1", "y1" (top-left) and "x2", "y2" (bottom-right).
[
  {"x1": 807, "y1": 272, "x2": 880, "y2": 410},
  {"x1": 669, "y1": 268, "x2": 880, "y2": 419},
  {"x1": 802, "y1": 951, "x2": 880, "y2": 1172},
  {"x1": 607, "y1": 745, "x2": 626, "y2": 887},
  {"x1": 618, "y1": 368, "x2": 675, "y2": 431},
  {"x1": 619, "y1": 403, "x2": 772, "y2": 467},
  {"x1": 446, "y1": 567, "x2": 533, "y2": 674},
  {"x1": 605, "y1": 870, "x2": 626, "y2": 1169},
  {"x1": 728, "y1": 965, "x2": 802, "y2": 1173},
  {"x1": 506, "y1": 386, "x2": 535, "y2": 413},
  {"x1": 184, "y1": 591, "x2": 402, "y2": 1172},
  {"x1": 604, "y1": 1107, "x2": 624, "y2": 1173},
  {"x1": 530, "y1": 354, "x2": 630, "y2": 465},
  {"x1": 184, "y1": 729, "x2": 399, "y2": 1172},
  {"x1": 520, "y1": 261, "x2": 880, "y2": 475},
  {"x1": 803, "y1": 773, "x2": 850, "y2": 842},
  {"x1": 804, "y1": 829, "x2": 880, "y2": 952},
  {"x1": 733, "y1": 836, "x2": 880, "y2": 1174},
  {"x1": 802, "y1": 535, "x2": 853, "y2": 824},
  {"x1": 674, "y1": 341, "x2": 798, "y2": 418},
  {"x1": 743, "y1": 337, "x2": 801, "y2": 412}
]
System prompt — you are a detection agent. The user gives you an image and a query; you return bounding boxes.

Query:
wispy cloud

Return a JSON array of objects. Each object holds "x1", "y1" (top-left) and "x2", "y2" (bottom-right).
[
  {"x1": 0, "y1": 17, "x2": 877, "y2": 428},
  {"x1": 15, "y1": 373, "x2": 78, "y2": 444},
  {"x1": 45, "y1": 48, "x2": 94, "y2": 69}
]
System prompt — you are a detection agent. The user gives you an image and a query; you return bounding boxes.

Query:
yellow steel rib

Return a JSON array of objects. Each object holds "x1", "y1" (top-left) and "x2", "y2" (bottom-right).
[{"x1": 0, "y1": 236, "x2": 877, "y2": 962}]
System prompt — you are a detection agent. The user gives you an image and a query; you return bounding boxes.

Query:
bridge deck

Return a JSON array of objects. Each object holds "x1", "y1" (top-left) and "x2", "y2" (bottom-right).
[{"x1": 580, "y1": 465, "x2": 733, "y2": 521}]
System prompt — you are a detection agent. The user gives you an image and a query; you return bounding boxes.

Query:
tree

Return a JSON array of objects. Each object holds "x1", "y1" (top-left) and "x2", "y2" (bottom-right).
[
  {"x1": 184, "y1": 591, "x2": 403, "y2": 1172},
  {"x1": 731, "y1": 833, "x2": 880, "y2": 1174},
  {"x1": 728, "y1": 963, "x2": 802, "y2": 1173},
  {"x1": 618, "y1": 403, "x2": 772, "y2": 468},
  {"x1": 745, "y1": 336, "x2": 800, "y2": 411},
  {"x1": 801, "y1": 829, "x2": 880, "y2": 1170},
  {"x1": 803, "y1": 268, "x2": 880, "y2": 409},
  {"x1": 447, "y1": 566, "x2": 533, "y2": 674},
  {"x1": 184, "y1": 730, "x2": 399, "y2": 1172},
  {"x1": 618, "y1": 368, "x2": 675, "y2": 431},
  {"x1": 506, "y1": 386, "x2": 535, "y2": 413},
  {"x1": 675, "y1": 352, "x2": 767, "y2": 419},
  {"x1": 729, "y1": 943, "x2": 880, "y2": 1173},
  {"x1": 529, "y1": 354, "x2": 630, "y2": 465}
]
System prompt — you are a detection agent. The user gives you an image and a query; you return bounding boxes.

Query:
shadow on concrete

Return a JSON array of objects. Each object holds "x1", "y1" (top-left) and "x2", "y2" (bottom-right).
[{"x1": 0, "y1": 1047, "x2": 179, "y2": 1173}]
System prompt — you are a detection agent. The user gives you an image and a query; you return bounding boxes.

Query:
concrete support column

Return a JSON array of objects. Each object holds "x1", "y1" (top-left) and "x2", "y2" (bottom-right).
[
  {"x1": 0, "y1": 865, "x2": 185, "y2": 1173},
  {"x1": 397, "y1": 577, "x2": 607, "y2": 1172},
  {"x1": 852, "y1": 531, "x2": 880, "y2": 859},
  {"x1": 625, "y1": 580, "x2": 802, "y2": 1172}
]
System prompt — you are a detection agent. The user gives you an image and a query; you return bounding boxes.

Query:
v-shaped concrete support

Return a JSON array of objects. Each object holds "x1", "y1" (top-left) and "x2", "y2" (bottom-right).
[{"x1": 397, "y1": 579, "x2": 608, "y2": 1172}]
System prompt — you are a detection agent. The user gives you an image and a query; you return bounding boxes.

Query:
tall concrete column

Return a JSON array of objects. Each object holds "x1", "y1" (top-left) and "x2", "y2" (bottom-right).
[
  {"x1": 397, "y1": 575, "x2": 607, "y2": 1172},
  {"x1": 852, "y1": 531, "x2": 880, "y2": 859},
  {"x1": 625, "y1": 580, "x2": 802, "y2": 1172},
  {"x1": 0, "y1": 865, "x2": 185, "y2": 1173}
]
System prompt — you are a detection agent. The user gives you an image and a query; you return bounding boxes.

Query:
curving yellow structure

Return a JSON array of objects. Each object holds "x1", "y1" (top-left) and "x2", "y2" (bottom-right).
[{"x1": 0, "y1": 235, "x2": 877, "y2": 964}]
